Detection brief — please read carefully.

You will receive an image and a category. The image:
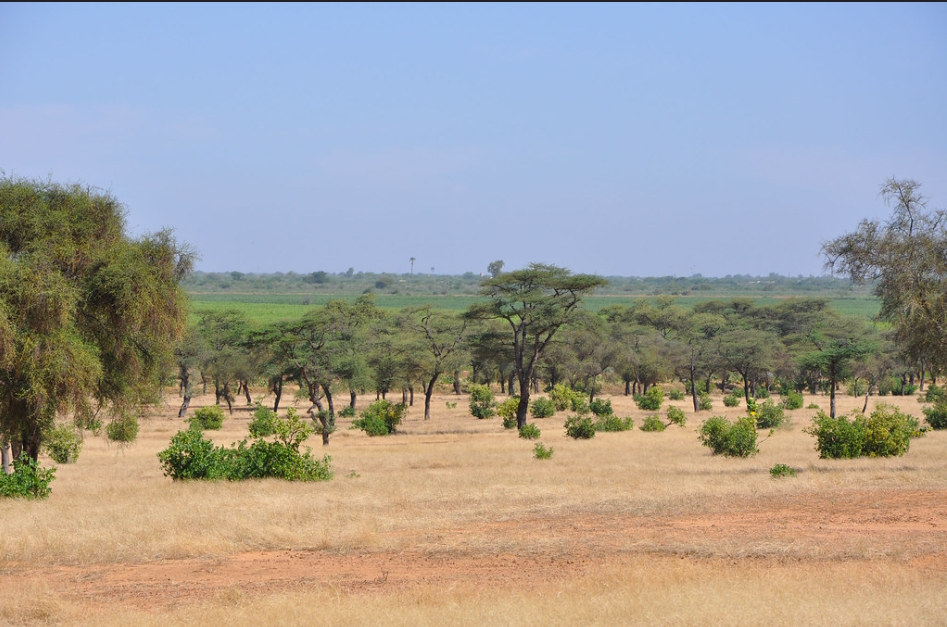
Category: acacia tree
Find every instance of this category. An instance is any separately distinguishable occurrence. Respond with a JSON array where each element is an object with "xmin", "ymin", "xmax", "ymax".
[
  {"xmin": 823, "ymin": 178, "xmax": 947, "ymax": 361},
  {"xmin": 0, "ymin": 178, "xmax": 192, "ymax": 463},
  {"xmin": 397, "ymin": 306, "xmax": 469, "ymax": 420},
  {"xmin": 467, "ymin": 264, "xmax": 606, "ymax": 429}
]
